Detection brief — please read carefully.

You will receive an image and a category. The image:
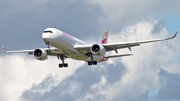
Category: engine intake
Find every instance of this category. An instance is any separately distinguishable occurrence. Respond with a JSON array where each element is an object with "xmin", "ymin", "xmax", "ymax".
[
  {"xmin": 91, "ymin": 44, "xmax": 106, "ymax": 56},
  {"xmin": 34, "ymin": 49, "xmax": 47, "ymax": 61}
]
